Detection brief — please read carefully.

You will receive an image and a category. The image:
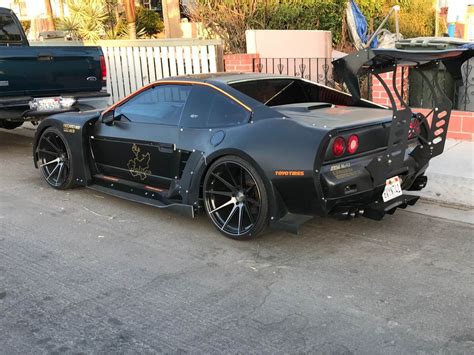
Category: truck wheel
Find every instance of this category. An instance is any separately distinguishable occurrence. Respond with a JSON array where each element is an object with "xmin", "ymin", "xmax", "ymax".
[
  {"xmin": 203, "ymin": 155, "xmax": 269, "ymax": 240},
  {"xmin": 0, "ymin": 121, "xmax": 23, "ymax": 130},
  {"xmin": 36, "ymin": 127, "xmax": 75, "ymax": 190}
]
